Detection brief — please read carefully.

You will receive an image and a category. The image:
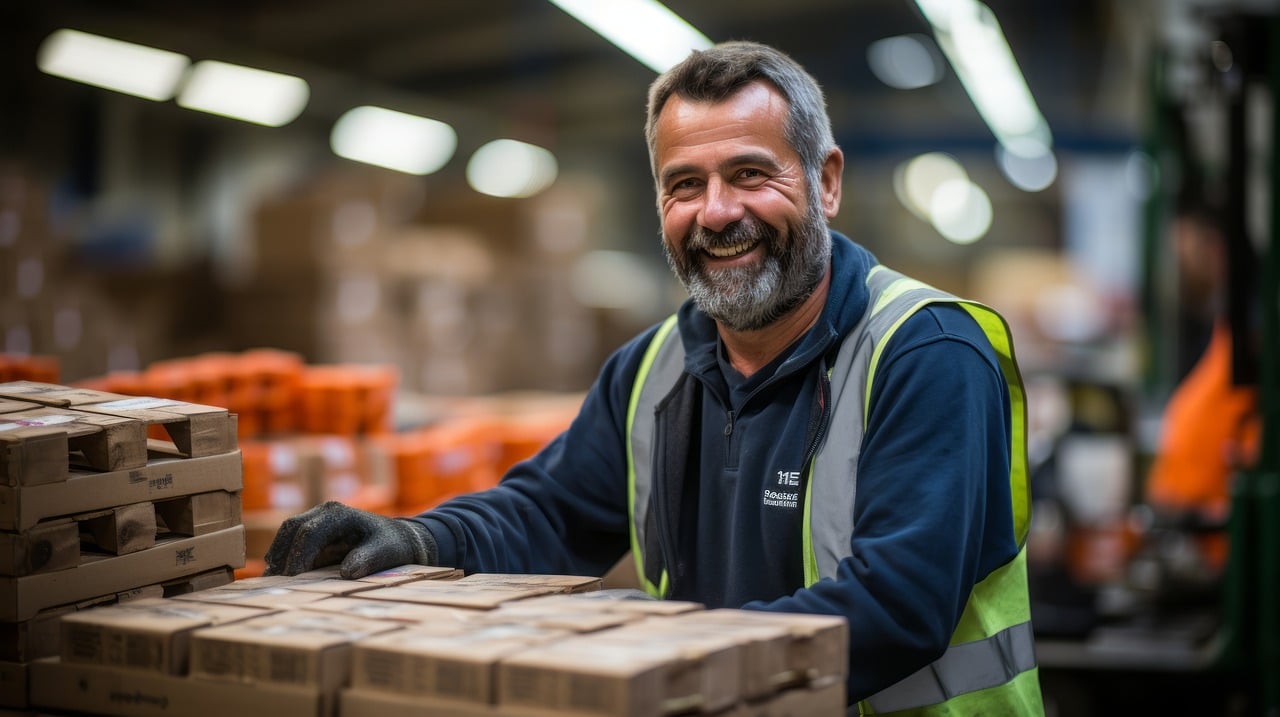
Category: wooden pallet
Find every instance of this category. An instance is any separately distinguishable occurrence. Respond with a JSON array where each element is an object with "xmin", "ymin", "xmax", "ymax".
[
  {"xmin": 0, "ymin": 381, "xmax": 236, "ymax": 462},
  {"xmin": 0, "ymin": 525, "xmax": 246, "ymax": 621},
  {"xmin": 0, "ymin": 406, "xmax": 147, "ymax": 485},
  {"xmin": 0, "ymin": 449, "xmax": 242, "ymax": 532}
]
